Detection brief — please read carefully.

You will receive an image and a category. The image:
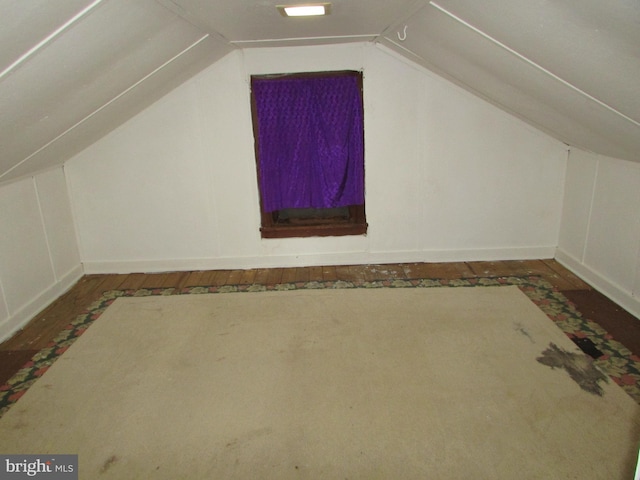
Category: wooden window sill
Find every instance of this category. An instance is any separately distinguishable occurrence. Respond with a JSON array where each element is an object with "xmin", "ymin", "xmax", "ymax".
[{"xmin": 260, "ymin": 222, "xmax": 368, "ymax": 239}]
